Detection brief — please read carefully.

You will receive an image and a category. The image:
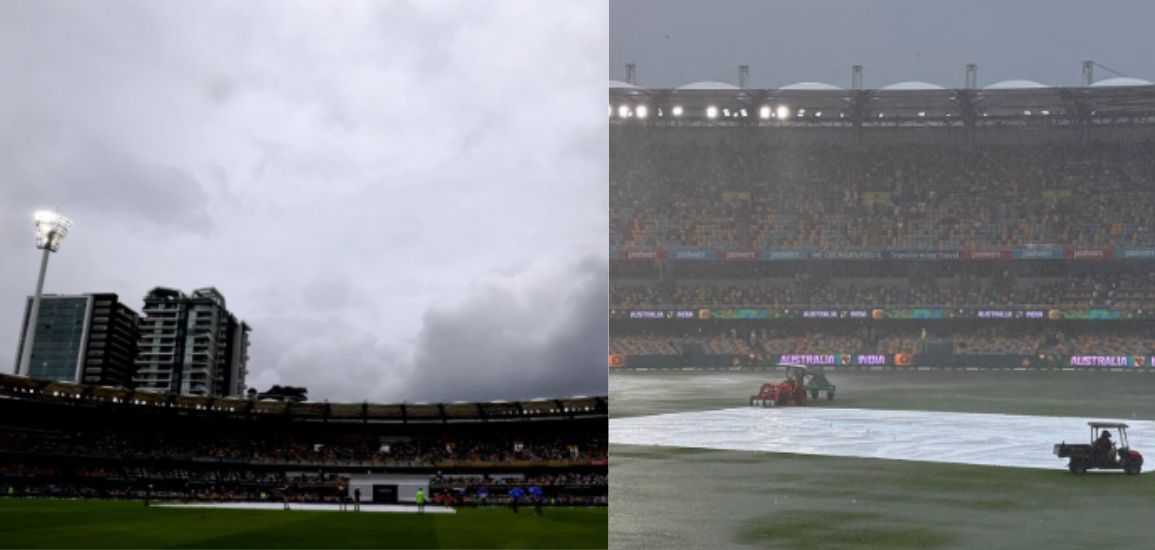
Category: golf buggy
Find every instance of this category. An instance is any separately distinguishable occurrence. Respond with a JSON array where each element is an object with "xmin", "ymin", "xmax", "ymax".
[
  {"xmin": 749, "ymin": 364, "xmax": 836, "ymax": 407},
  {"xmin": 1054, "ymin": 421, "xmax": 1143, "ymax": 475}
]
